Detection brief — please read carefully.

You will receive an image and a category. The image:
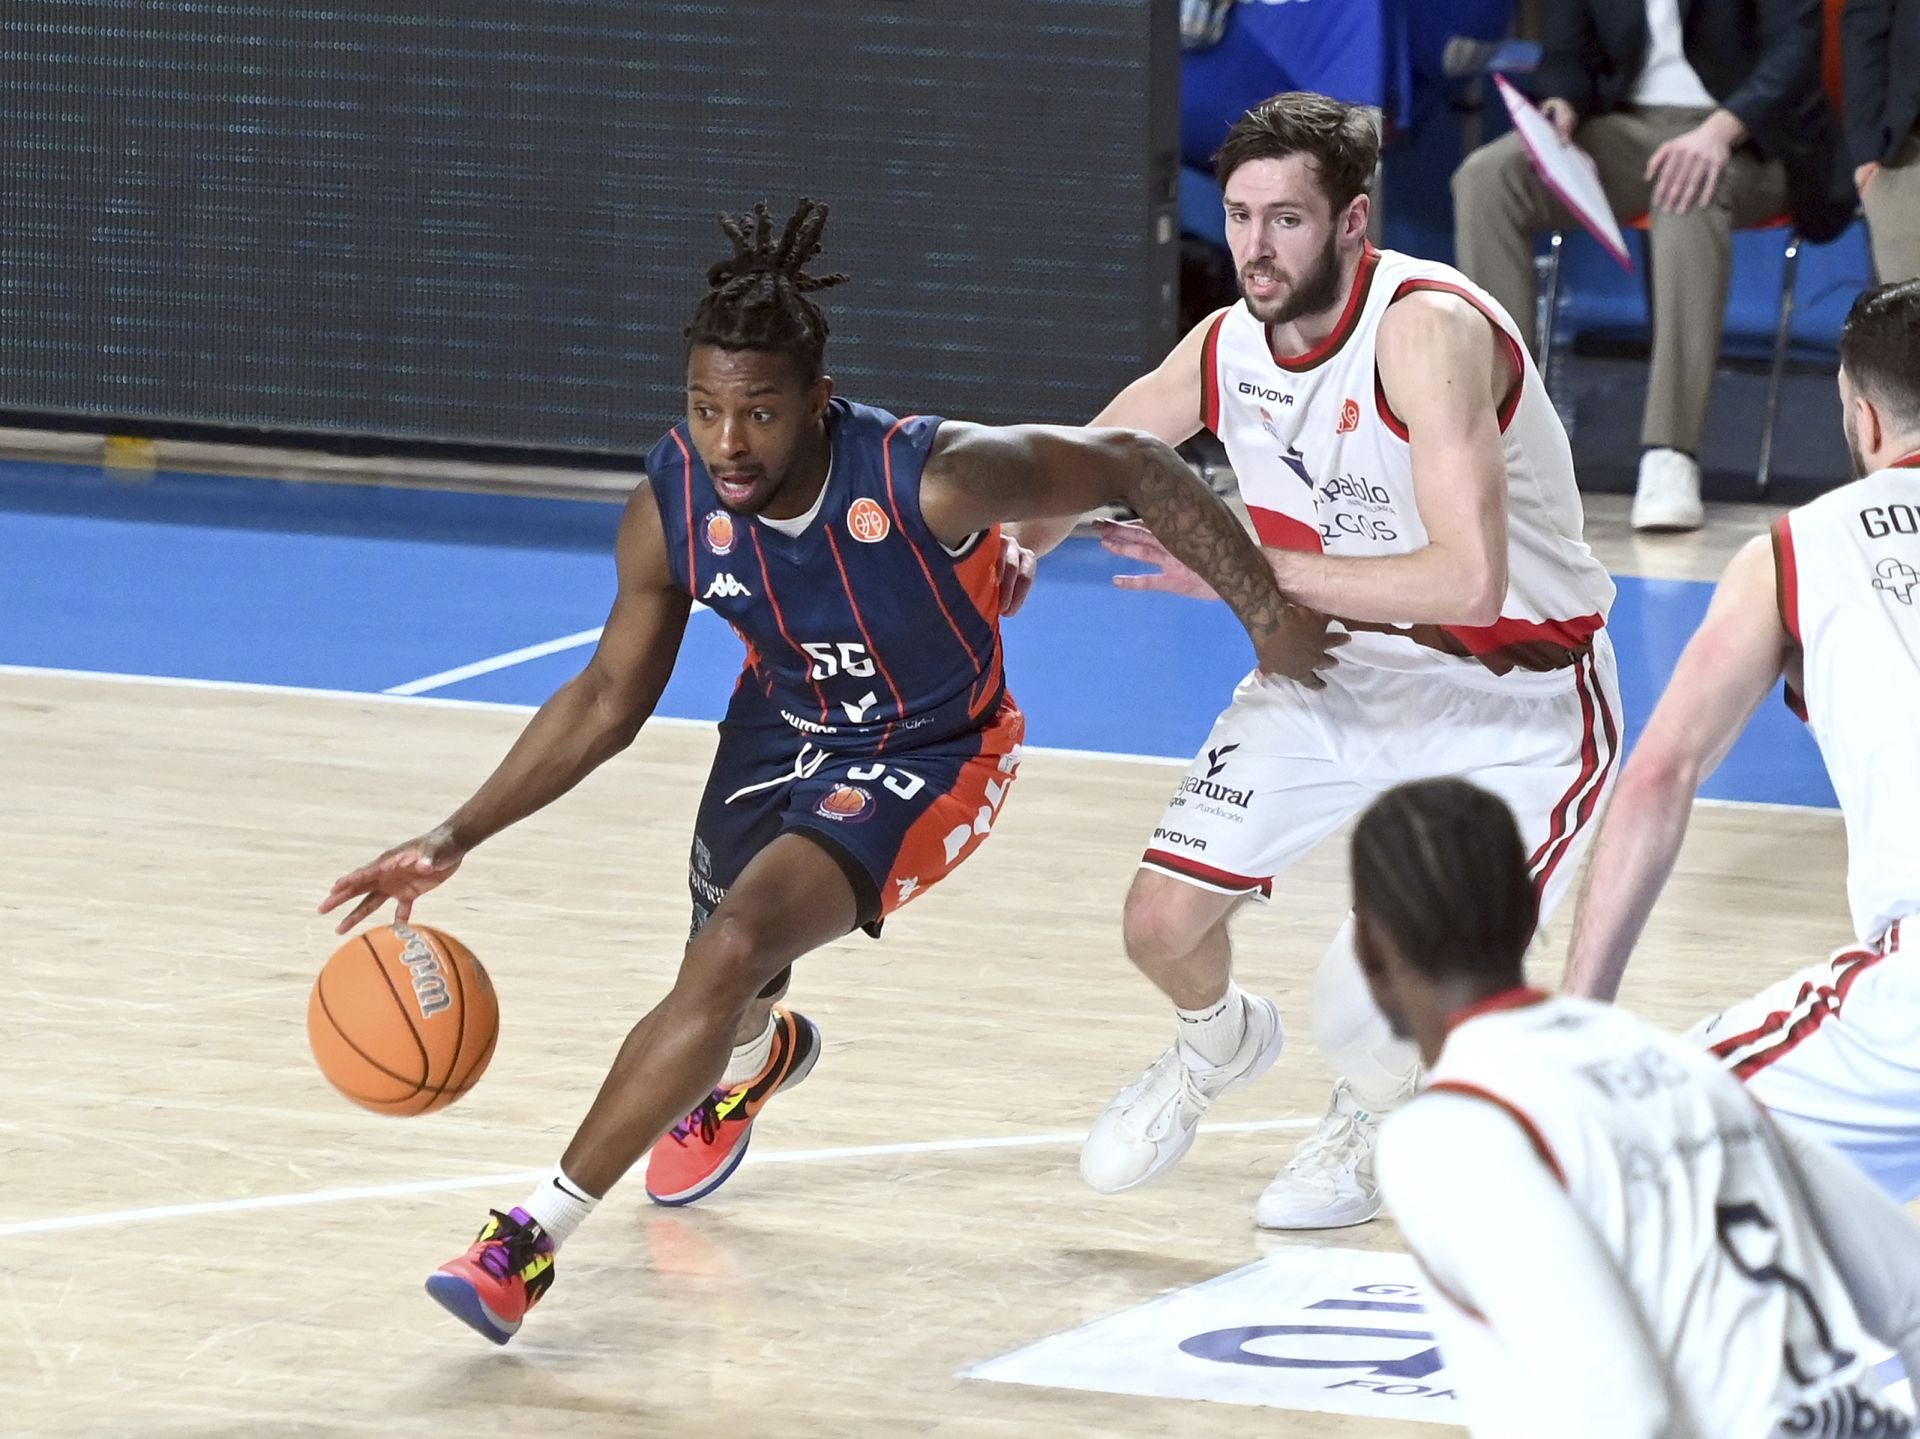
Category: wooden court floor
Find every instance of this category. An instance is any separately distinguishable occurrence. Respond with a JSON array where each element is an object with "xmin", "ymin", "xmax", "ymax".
[{"xmin": 0, "ymin": 632, "xmax": 1862, "ymax": 1438}]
